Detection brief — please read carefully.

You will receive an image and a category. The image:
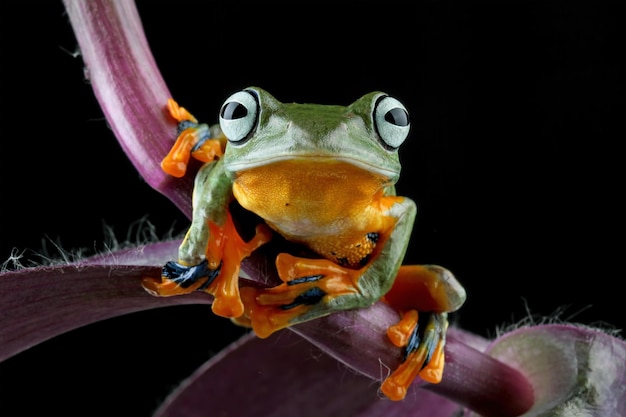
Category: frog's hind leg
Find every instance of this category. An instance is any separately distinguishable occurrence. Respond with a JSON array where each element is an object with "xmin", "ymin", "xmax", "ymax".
[
  {"xmin": 161, "ymin": 99, "xmax": 226, "ymax": 178},
  {"xmin": 381, "ymin": 310, "xmax": 448, "ymax": 401},
  {"xmin": 380, "ymin": 264, "xmax": 466, "ymax": 400}
]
